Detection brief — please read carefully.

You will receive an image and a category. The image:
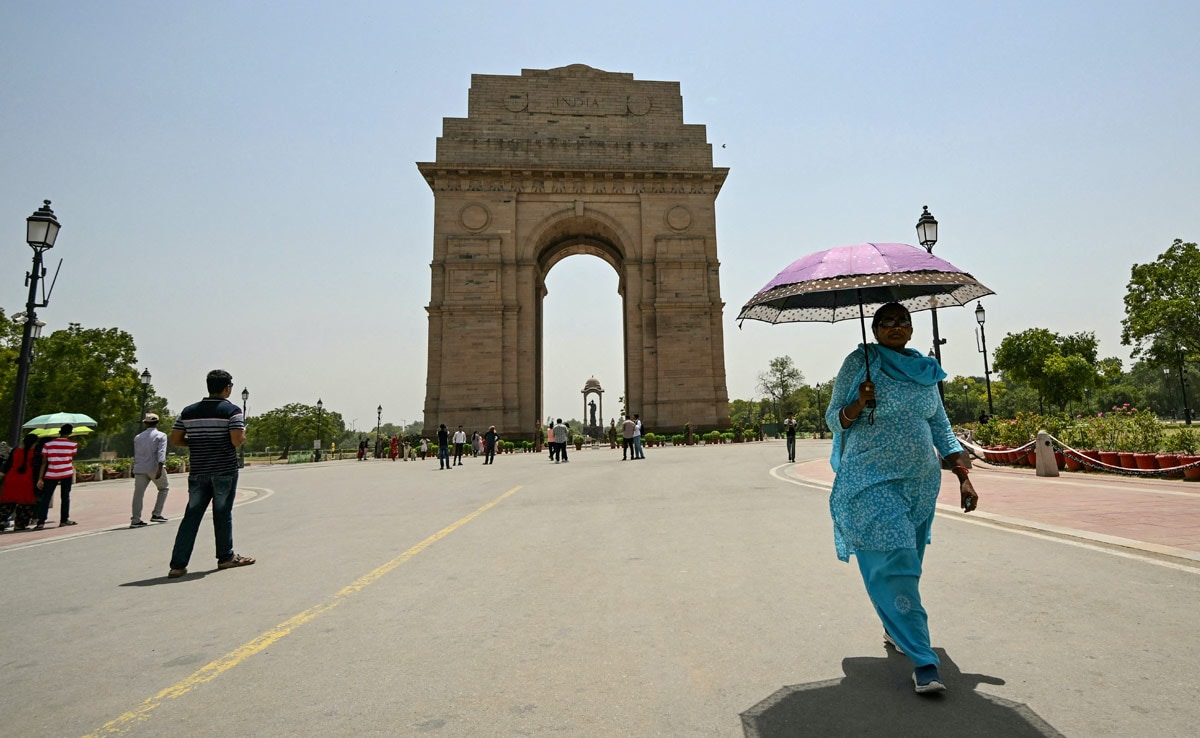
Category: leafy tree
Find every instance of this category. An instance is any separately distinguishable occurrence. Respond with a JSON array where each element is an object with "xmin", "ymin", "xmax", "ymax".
[
  {"xmin": 993, "ymin": 329, "xmax": 1108, "ymax": 412},
  {"xmin": 1121, "ymin": 239, "xmax": 1200, "ymax": 363},
  {"xmin": 245, "ymin": 403, "xmax": 346, "ymax": 457},
  {"xmin": 756, "ymin": 356, "xmax": 804, "ymax": 421},
  {"xmin": 17, "ymin": 322, "xmax": 140, "ymax": 435}
]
